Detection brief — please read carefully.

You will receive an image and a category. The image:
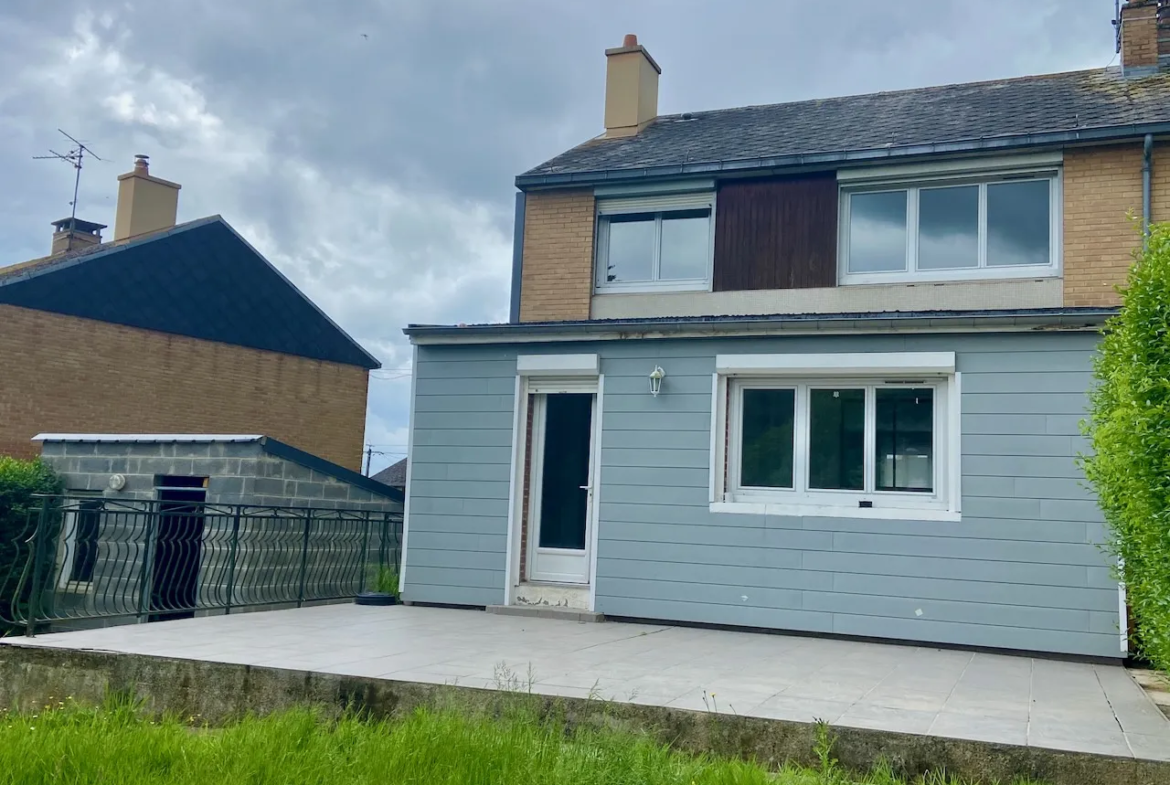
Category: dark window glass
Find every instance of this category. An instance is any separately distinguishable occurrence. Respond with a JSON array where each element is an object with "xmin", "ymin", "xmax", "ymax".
[
  {"xmin": 875, "ymin": 388, "xmax": 934, "ymax": 492},
  {"xmin": 809, "ymin": 388, "xmax": 865, "ymax": 490},
  {"xmin": 538, "ymin": 393, "xmax": 592, "ymax": 550},
  {"xmin": 69, "ymin": 500, "xmax": 102, "ymax": 583},
  {"xmin": 740, "ymin": 389, "xmax": 795, "ymax": 488},
  {"xmin": 987, "ymin": 180, "xmax": 1050, "ymax": 267},
  {"xmin": 918, "ymin": 186, "xmax": 979, "ymax": 270}
]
